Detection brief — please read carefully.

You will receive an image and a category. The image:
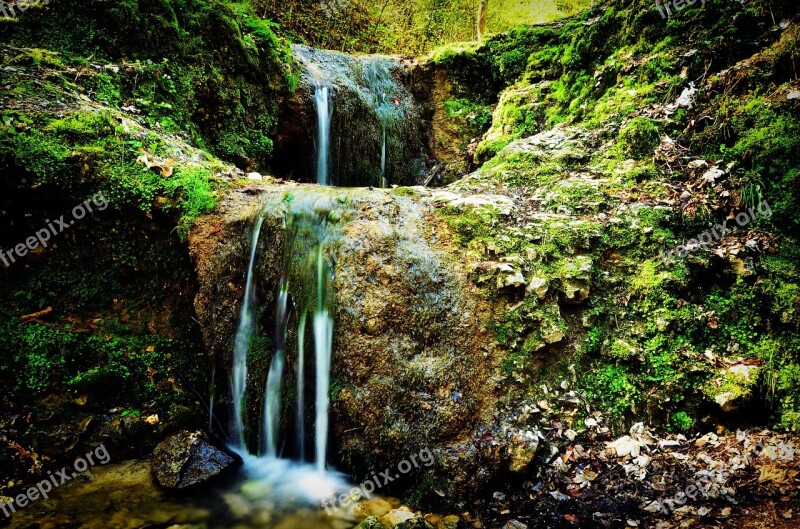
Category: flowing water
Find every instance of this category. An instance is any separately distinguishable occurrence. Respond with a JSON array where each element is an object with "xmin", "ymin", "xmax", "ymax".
[
  {"xmin": 289, "ymin": 45, "xmax": 424, "ymax": 187},
  {"xmin": 225, "ymin": 46, "xmax": 360, "ymax": 511},
  {"xmin": 9, "ymin": 45, "xmax": 424, "ymax": 529},
  {"xmin": 314, "ymin": 85, "xmax": 332, "ymax": 186},
  {"xmin": 366, "ymin": 61, "xmax": 399, "ymax": 189},
  {"xmin": 227, "ymin": 189, "xmax": 350, "ymax": 509},
  {"xmin": 232, "ymin": 212, "xmax": 267, "ymax": 448},
  {"xmin": 267, "ymin": 191, "xmax": 342, "ymax": 472},
  {"xmin": 4, "ymin": 460, "xmax": 346, "ymax": 529}
]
